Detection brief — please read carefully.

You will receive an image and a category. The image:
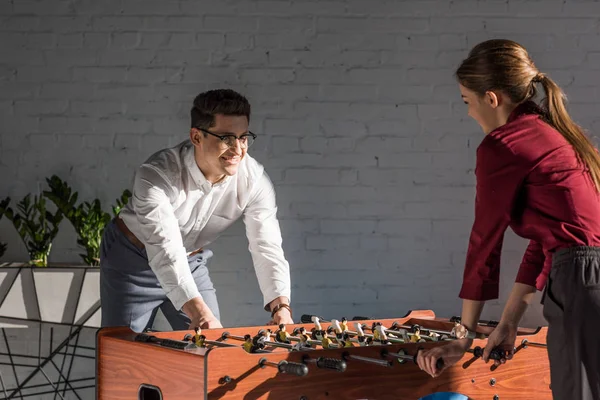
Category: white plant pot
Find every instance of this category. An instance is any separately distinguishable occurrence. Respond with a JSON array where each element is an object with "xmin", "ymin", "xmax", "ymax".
[{"xmin": 0, "ymin": 263, "xmax": 101, "ymax": 328}]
